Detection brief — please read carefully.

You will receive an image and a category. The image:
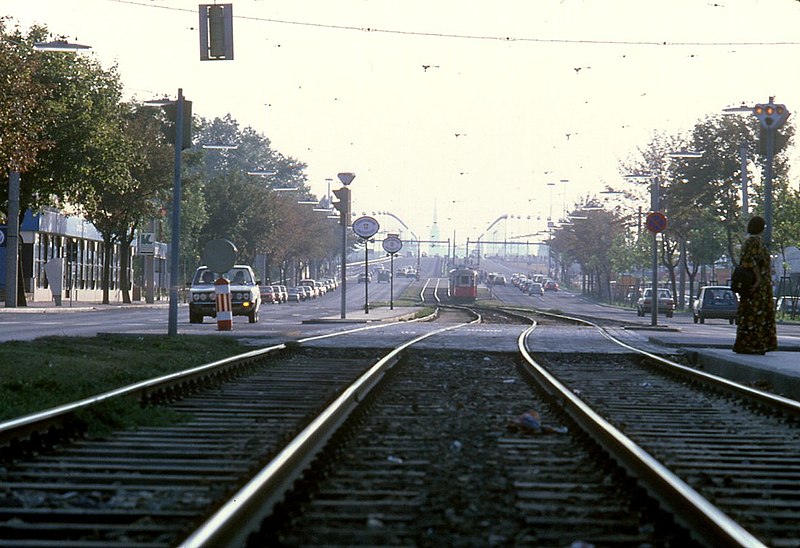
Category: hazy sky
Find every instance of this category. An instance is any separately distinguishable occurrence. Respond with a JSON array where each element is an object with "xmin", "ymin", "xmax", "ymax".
[{"xmin": 6, "ymin": 0, "xmax": 800, "ymax": 244}]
